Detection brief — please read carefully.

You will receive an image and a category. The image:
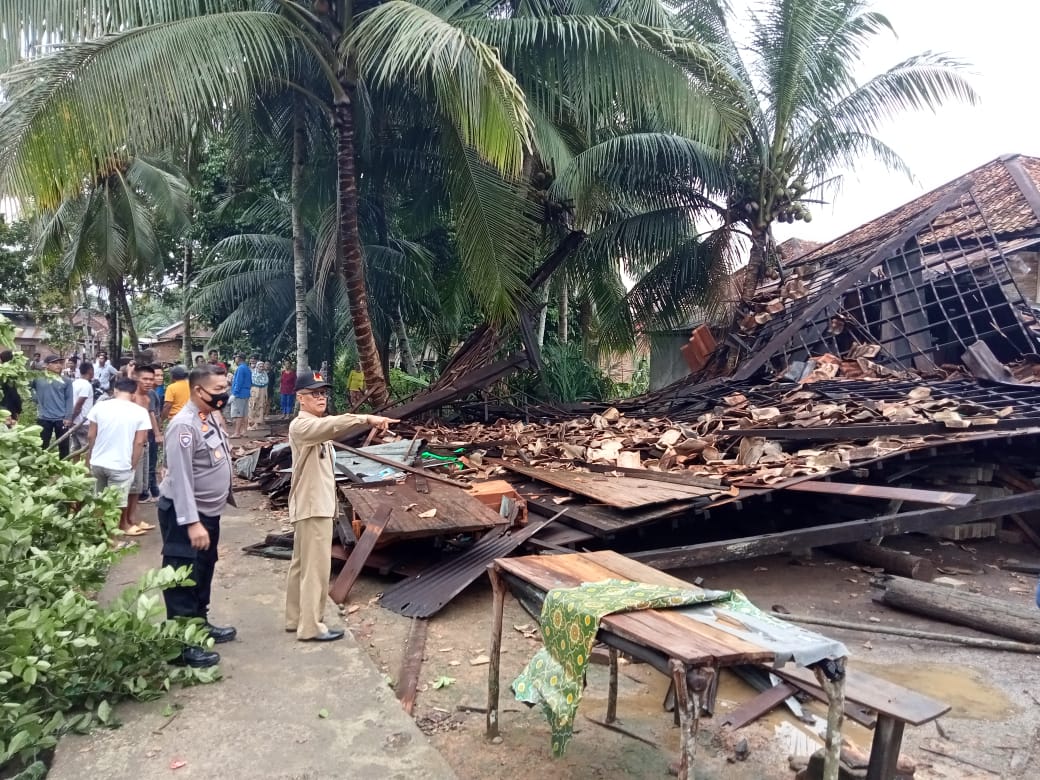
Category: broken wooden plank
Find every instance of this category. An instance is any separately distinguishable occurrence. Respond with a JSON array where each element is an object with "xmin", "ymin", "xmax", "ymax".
[
  {"xmin": 1008, "ymin": 515, "xmax": 1040, "ymax": 551},
  {"xmin": 347, "ymin": 477, "xmax": 507, "ymax": 542},
  {"xmin": 719, "ymin": 682, "xmax": 798, "ymax": 730},
  {"xmin": 771, "ymin": 664, "xmax": 948, "ymax": 727},
  {"xmin": 783, "ymin": 481, "xmax": 975, "ymax": 507},
  {"xmin": 378, "ymin": 513, "xmax": 563, "ymax": 618},
  {"xmin": 330, "ymin": 506, "xmax": 391, "ymax": 603},
  {"xmin": 630, "ymin": 490, "xmax": 1040, "ymax": 569},
  {"xmin": 397, "ymin": 618, "xmax": 429, "ymax": 715},
  {"xmin": 722, "ymin": 417, "xmax": 1040, "ymax": 439},
  {"xmin": 378, "ymin": 352, "xmax": 530, "ymax": 423},
  {"xmin": 523, "ymin": 491, "xmax": 699, "ymax": 538},
  {"xmin": 1000, "ymin": 560, "xmax": 1040, "ymax": 575},
  {"xmin": 872, "ymin": 575, "xmax": 1040, "ymax": 644},
  {"xmin": 499, "ymin": 461, "xmax": 721, "ymax": 510},
  {"xmin": 580, "ymin": 462, "xmax": 732, "ymax": 492}
]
